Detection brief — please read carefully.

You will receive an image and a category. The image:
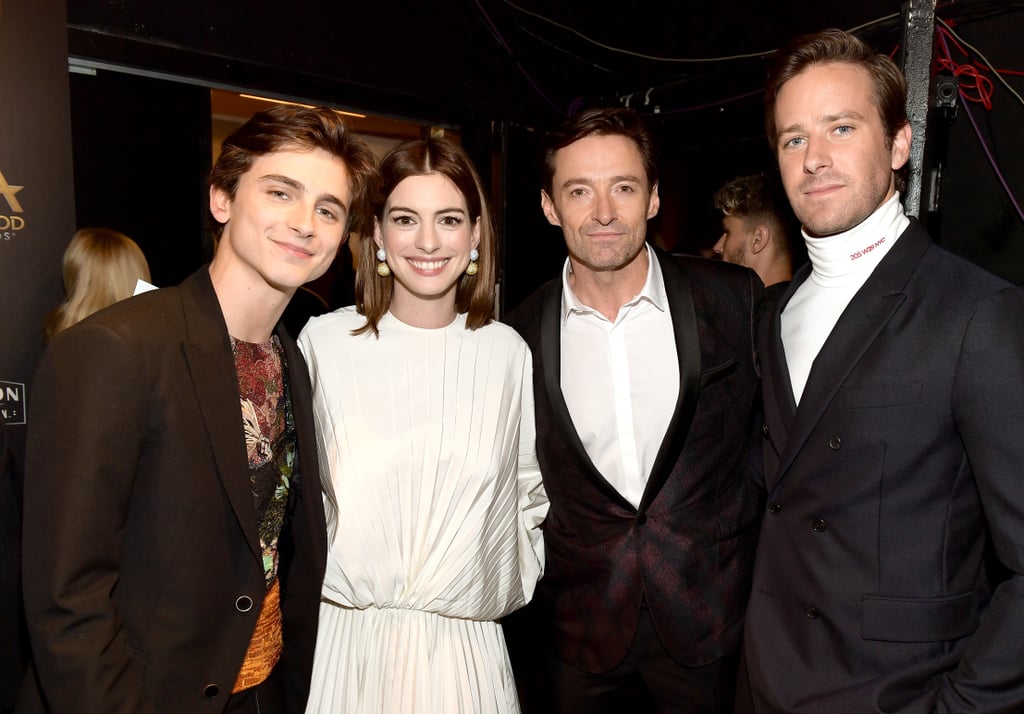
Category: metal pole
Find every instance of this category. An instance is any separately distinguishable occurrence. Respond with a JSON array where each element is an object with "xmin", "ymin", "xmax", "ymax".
[{"xmin": 900, "ymin": 0, "xmax": 936, "ymax": 218}]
